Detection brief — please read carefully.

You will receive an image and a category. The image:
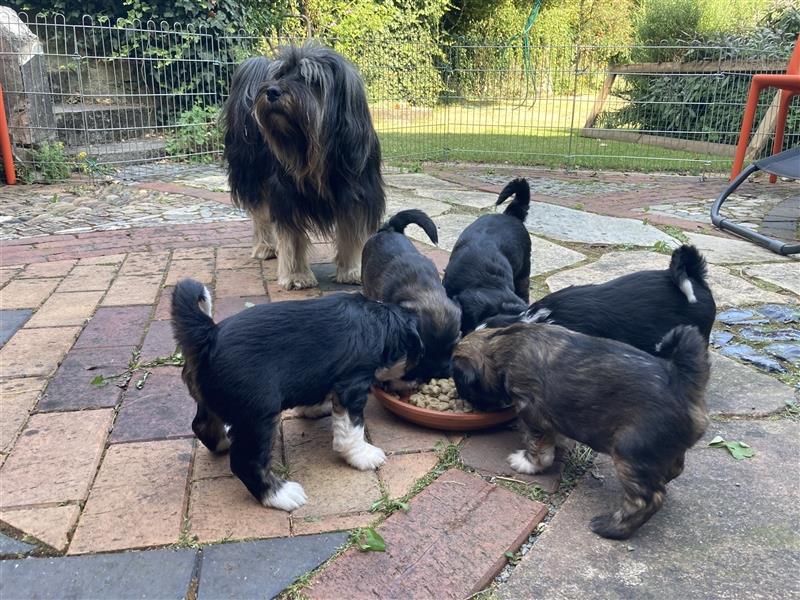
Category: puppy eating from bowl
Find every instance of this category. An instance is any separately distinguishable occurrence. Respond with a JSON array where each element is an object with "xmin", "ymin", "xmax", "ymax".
[
  {"xmin": 171, "ymin": 279, "xmax": 422, "ymax": 511},
  {"xmin": 362, "ymin": 209, "xmax": 462, "ymax": 388},
  {"xmin": 443, "ymin": 177, "xmax": 532, "ymax": 334},
  {"xmin": 452, "ymin": 322, "xmax": 710, "ymax": 539}
]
